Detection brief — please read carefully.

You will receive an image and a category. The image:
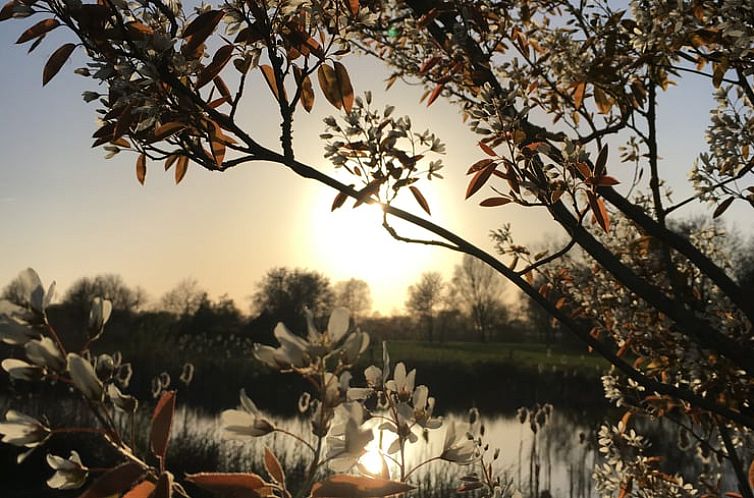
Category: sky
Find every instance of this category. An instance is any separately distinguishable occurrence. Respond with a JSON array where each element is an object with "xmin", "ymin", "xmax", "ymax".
[{"xmin": 0, "ymin": 17, "xmax": 752, "ymax": 315}]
